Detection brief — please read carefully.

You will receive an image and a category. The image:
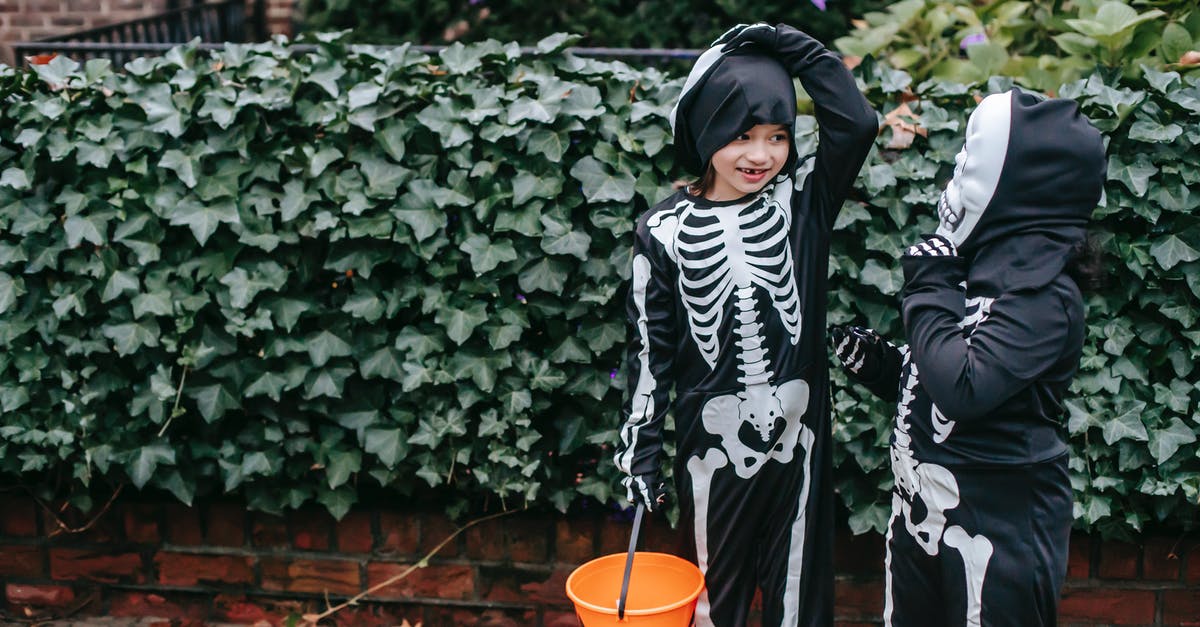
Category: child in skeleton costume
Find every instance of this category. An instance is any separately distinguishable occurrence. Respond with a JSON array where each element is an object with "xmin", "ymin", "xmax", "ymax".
[
  {"xmin": 613, "ymin": 23, "xmax": 877, "ymax": 626},
  {"xmin": 832, "ymin": 89, "xmax": 1106, "ymax": 627}
]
